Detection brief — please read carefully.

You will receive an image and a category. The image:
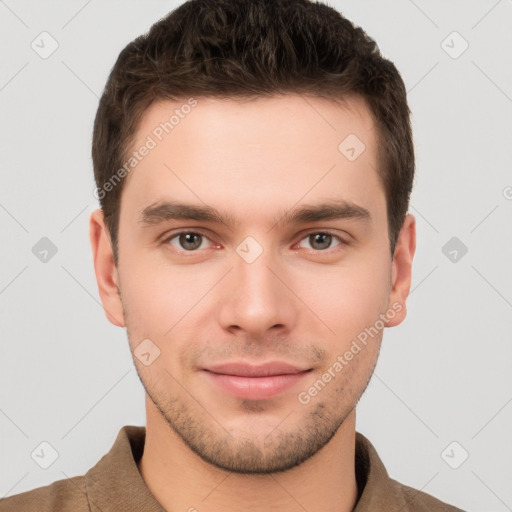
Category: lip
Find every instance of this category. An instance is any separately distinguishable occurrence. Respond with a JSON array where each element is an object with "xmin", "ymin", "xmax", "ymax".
[{"xmin": 202, "ymin": 361, "xmax": 312, "ymax": 400}]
